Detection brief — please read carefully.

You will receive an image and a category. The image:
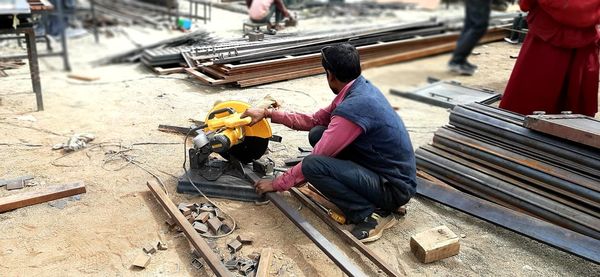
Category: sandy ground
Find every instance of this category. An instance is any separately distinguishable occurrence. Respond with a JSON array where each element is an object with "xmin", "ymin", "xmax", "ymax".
[{"xmin": 1, "ymin": 4, "xmax": 599, "ymax": 277}]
